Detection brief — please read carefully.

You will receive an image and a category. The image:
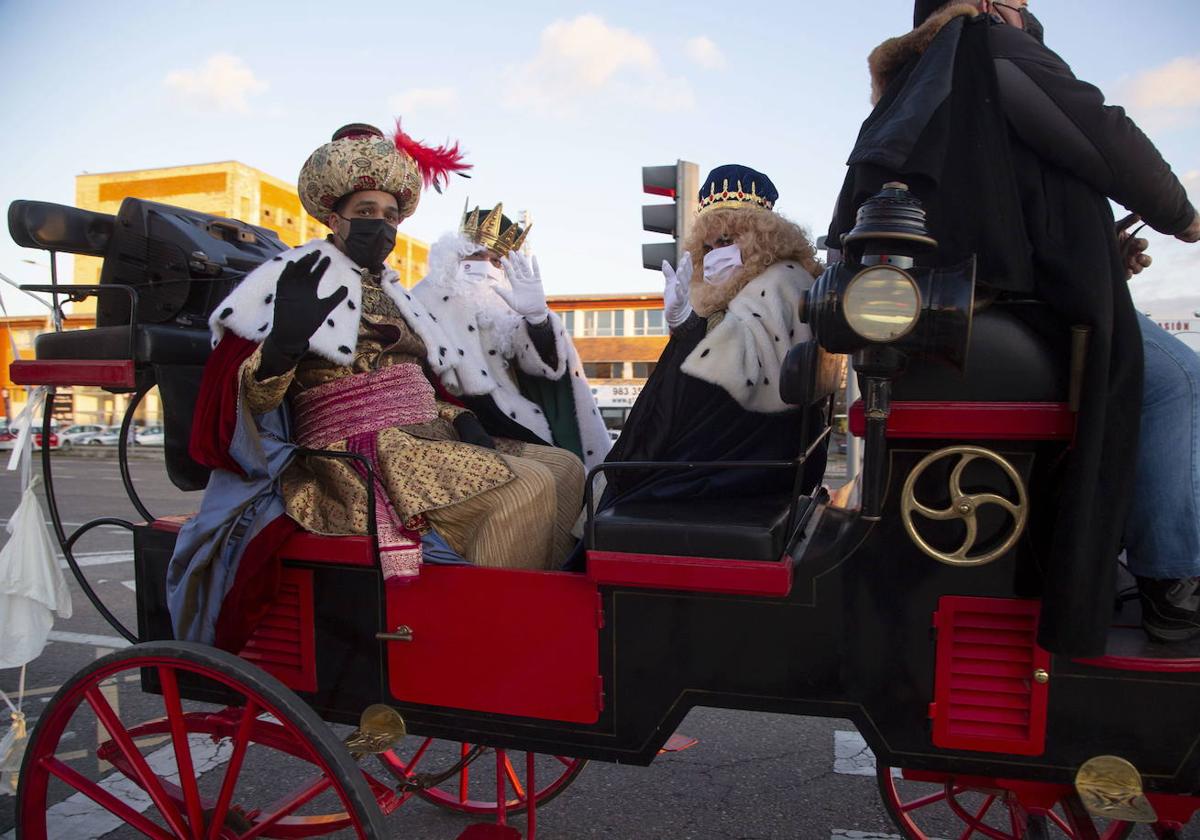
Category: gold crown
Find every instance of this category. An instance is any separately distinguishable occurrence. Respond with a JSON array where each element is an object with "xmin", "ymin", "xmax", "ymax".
[
  {"xmin": 698, "ymin": 178, "xmax": 774, "ymax": 215},
  {"xmin": 460, "ymin": 202, "xmax": 530, "ymax": 256}
]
